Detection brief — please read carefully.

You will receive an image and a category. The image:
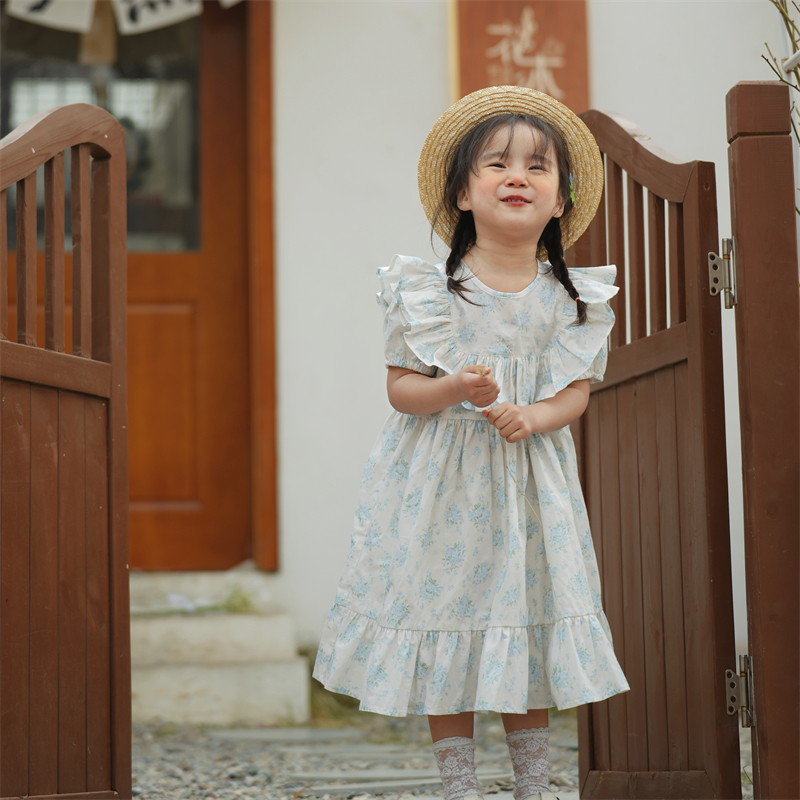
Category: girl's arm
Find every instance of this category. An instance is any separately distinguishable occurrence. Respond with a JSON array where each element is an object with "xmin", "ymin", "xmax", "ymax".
[
  {"xmin": 387, "ymin": 365, "xmax": 500, "ymax": 415},
  {"xmin": 530, "ymin": 380, "xmax": 591, "ymax": 430}
]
